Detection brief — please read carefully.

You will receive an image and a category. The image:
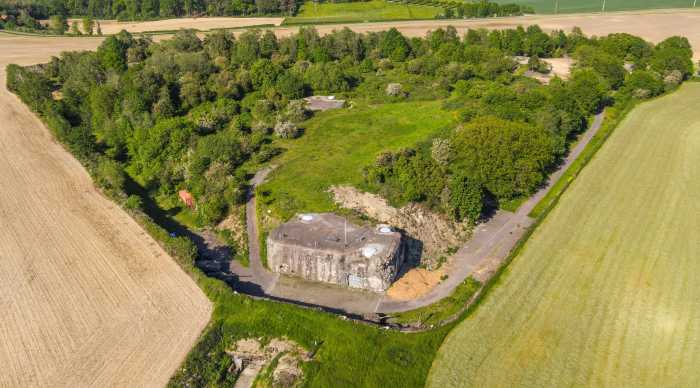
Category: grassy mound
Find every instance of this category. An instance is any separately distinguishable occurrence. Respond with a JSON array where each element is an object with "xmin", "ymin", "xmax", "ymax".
[{"xmin": 258, "ymin": 100, "xmax": 455, "ymax": 220}]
